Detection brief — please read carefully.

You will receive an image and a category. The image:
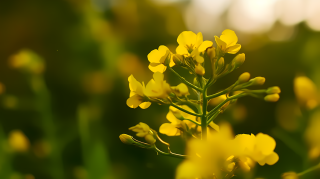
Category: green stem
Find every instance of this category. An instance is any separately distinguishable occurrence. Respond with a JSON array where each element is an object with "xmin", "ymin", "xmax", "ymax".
[
  {"xmin": 170, "ymin": 103, "xmax": 202, "ymax": 117},
  {"xmin": 206, "ymin": 89, "xmax": 229, "ymax": 100},
  {"xmin": 207, "ymin": 110, "xmax": 221, "ymax": 125},
  {"xmin": 169, "ymin": 66, "xmax": 202, "ymax": 92},
  {"xmin": 154, "ymin": 146, "xmax": 186, "ymax": 159},
  {"xmin": 201, "ymin": 85, "xmax": 208, "ymax": 140},
  {"xmin": 182, "ymin": 118, "xmax": 201, "ymax": 126},
  {"xmin": 298, "ymin": 163, "xmax": 320, "ymax": 176}
]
